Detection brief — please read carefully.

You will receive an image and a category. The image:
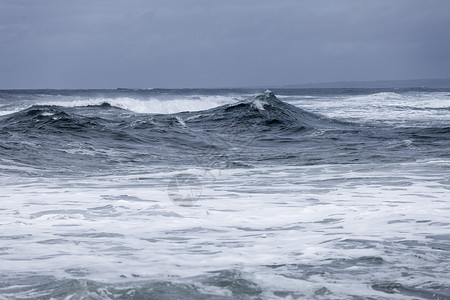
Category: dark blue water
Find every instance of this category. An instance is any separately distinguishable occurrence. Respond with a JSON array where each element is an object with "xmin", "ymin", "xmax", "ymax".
[{"xmin": 1, "ymin": 89, "xmax": 448, "ymax": 176}]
